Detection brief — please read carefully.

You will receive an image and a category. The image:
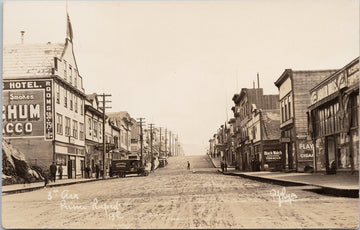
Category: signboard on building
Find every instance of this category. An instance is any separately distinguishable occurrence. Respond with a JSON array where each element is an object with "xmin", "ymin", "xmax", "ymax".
[
  {"xmin": 264, "ymin": 151, "xmax": 281, "ymax": 161},
  {"xmin": 310, "ymin": 71, "xmax": 346, "ymax": 105},
  {"xmin": 298, "ymin": 140, "xmax": 314, "ymax": 161},
  {"xmin": 2, "ymin": 80, "xmax": 53, "ymax": 140}
]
